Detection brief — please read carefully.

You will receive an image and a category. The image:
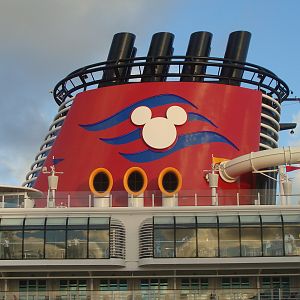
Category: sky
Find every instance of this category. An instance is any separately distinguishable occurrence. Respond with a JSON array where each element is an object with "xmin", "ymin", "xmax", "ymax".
[{"xmin": 1, "ymin": 0, "xmax": 300, "ymax": 189}]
